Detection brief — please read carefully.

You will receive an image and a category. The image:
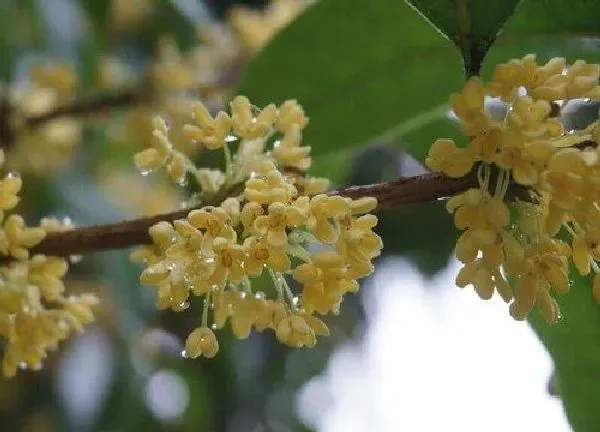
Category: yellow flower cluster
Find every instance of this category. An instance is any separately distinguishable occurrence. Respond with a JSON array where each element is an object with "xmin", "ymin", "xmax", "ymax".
[
  {"xmin": 228, "ymin": 0, "xmax": 314, "ymax": 53},
  {"xmin": 133, "ymin": 97, "xmax": 382, "ymax": 357},
  {"xmin": 426, "ymin": 54, "xmax": 600, "ymax": 323},
  {"xmin": 7, "ymin": 62, "xmax": 82, "ymax": 174},
  {"xmin": 0, "ymin": 151, "xmax": 98, "ymax": 377}
]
